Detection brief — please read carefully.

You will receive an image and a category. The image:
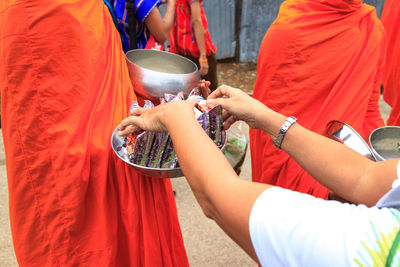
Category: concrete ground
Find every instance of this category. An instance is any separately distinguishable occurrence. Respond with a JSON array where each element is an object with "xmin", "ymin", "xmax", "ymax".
[{"xmin": 0, "ymin": 97, "xmax": 391, "ymax": 266}]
